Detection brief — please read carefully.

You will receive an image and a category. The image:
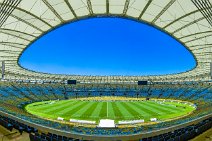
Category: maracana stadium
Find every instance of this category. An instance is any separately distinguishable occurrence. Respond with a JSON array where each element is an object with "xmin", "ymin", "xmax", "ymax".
[{"xmin": 0, "ymin": 0, "xmax": 211, "ymax": 141}]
